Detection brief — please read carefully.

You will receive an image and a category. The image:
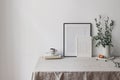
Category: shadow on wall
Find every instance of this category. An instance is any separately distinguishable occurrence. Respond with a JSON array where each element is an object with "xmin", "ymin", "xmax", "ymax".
[
  {"xmin": 0, "ymin": 1, "xmax": 39, "ymax": 80},
  {"xmin": 0, "ymin": 0, "xmax": 20, "ymax": 80}
]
